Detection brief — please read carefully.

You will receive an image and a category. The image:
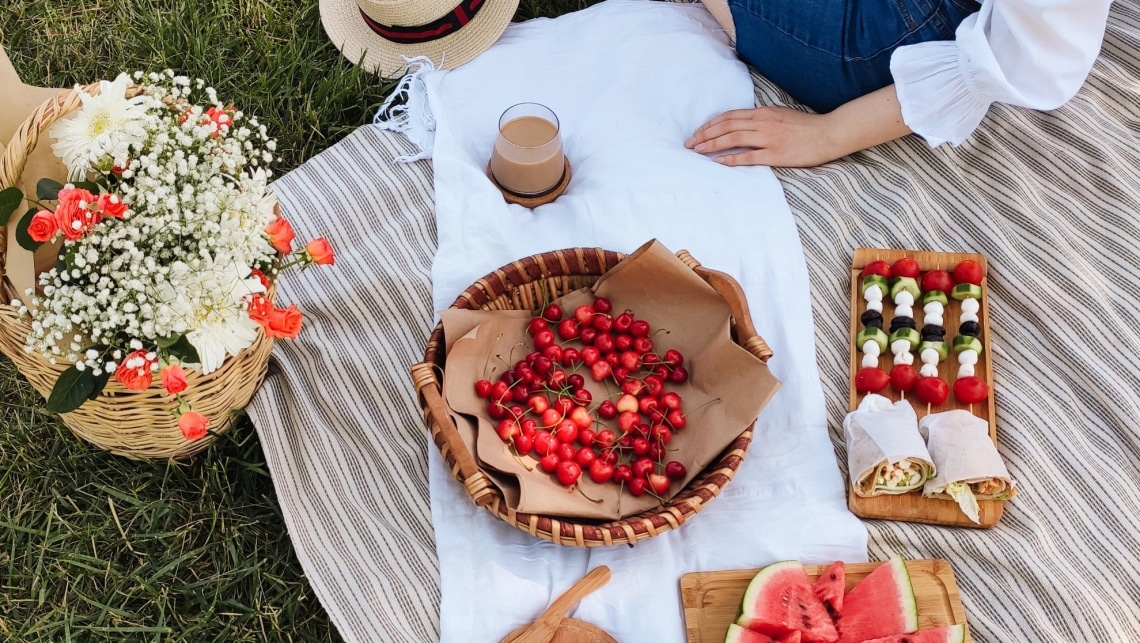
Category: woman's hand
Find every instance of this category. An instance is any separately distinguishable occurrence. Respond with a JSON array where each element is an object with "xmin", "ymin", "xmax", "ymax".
[
  {"xmin": 684, "ymin": 106, "xmax": 843, "ymax": 168},
  {"xmin": 684, "ymin": 85, "xmax": 914, "ymax": 168}
]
